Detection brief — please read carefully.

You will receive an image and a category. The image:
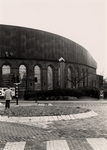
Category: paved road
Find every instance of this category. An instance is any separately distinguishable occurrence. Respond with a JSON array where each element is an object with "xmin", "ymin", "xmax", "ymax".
[{"xmin": 0, "ymin": 100, "xmax": 107, "ymax": 149}]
